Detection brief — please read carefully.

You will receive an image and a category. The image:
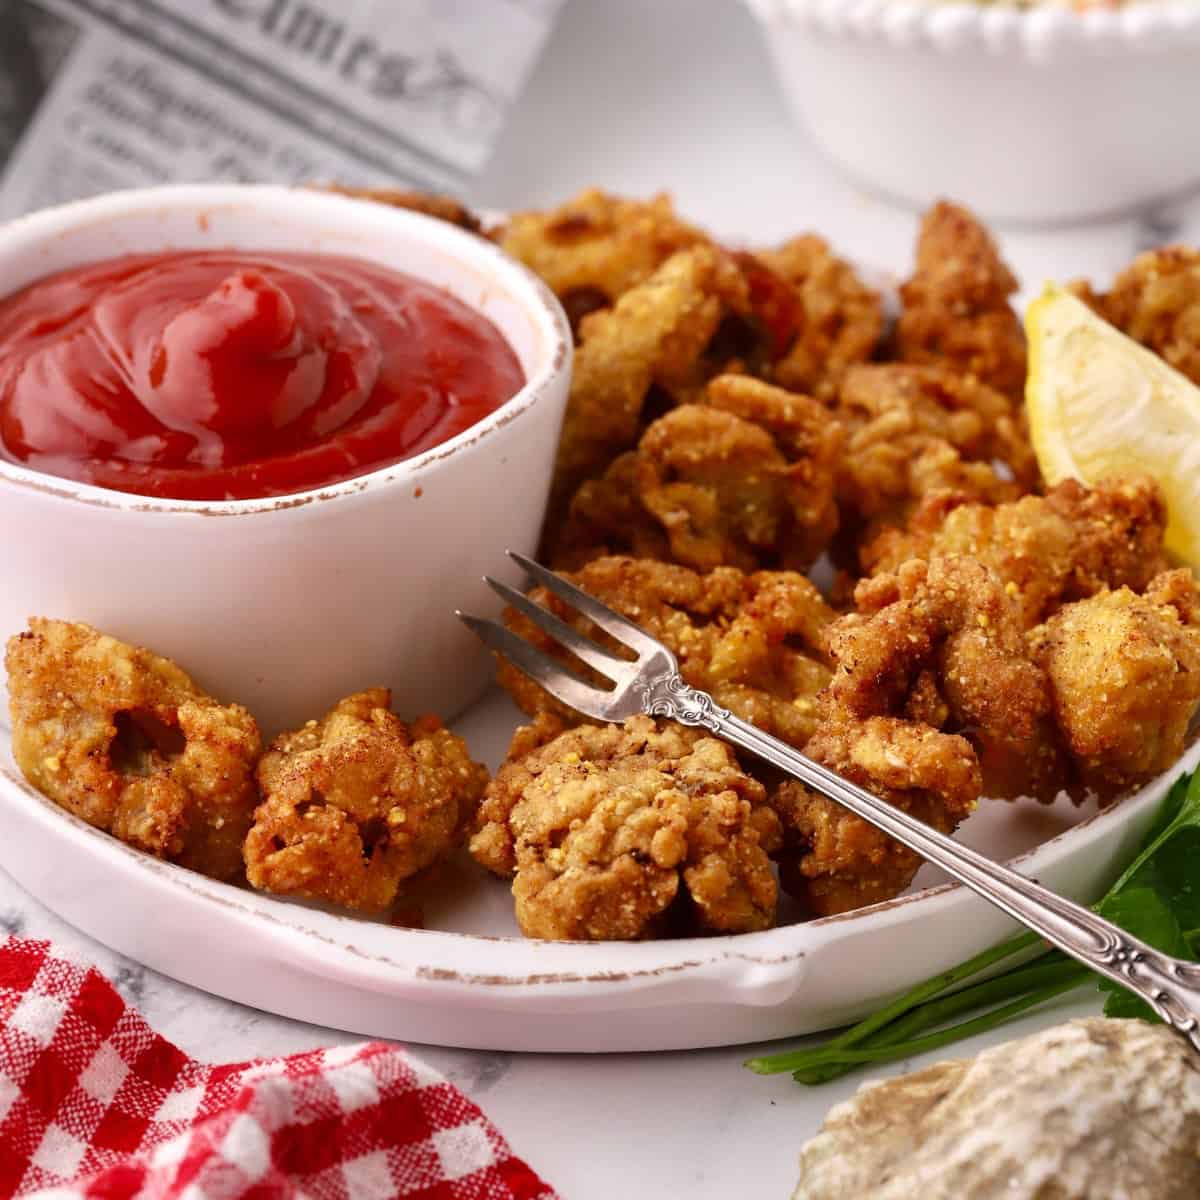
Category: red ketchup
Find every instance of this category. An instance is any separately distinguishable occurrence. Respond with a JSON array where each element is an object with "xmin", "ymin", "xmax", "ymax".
[{"xmin": 0, "ymin": 250, "xmax": 525, "ymax": 500}]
